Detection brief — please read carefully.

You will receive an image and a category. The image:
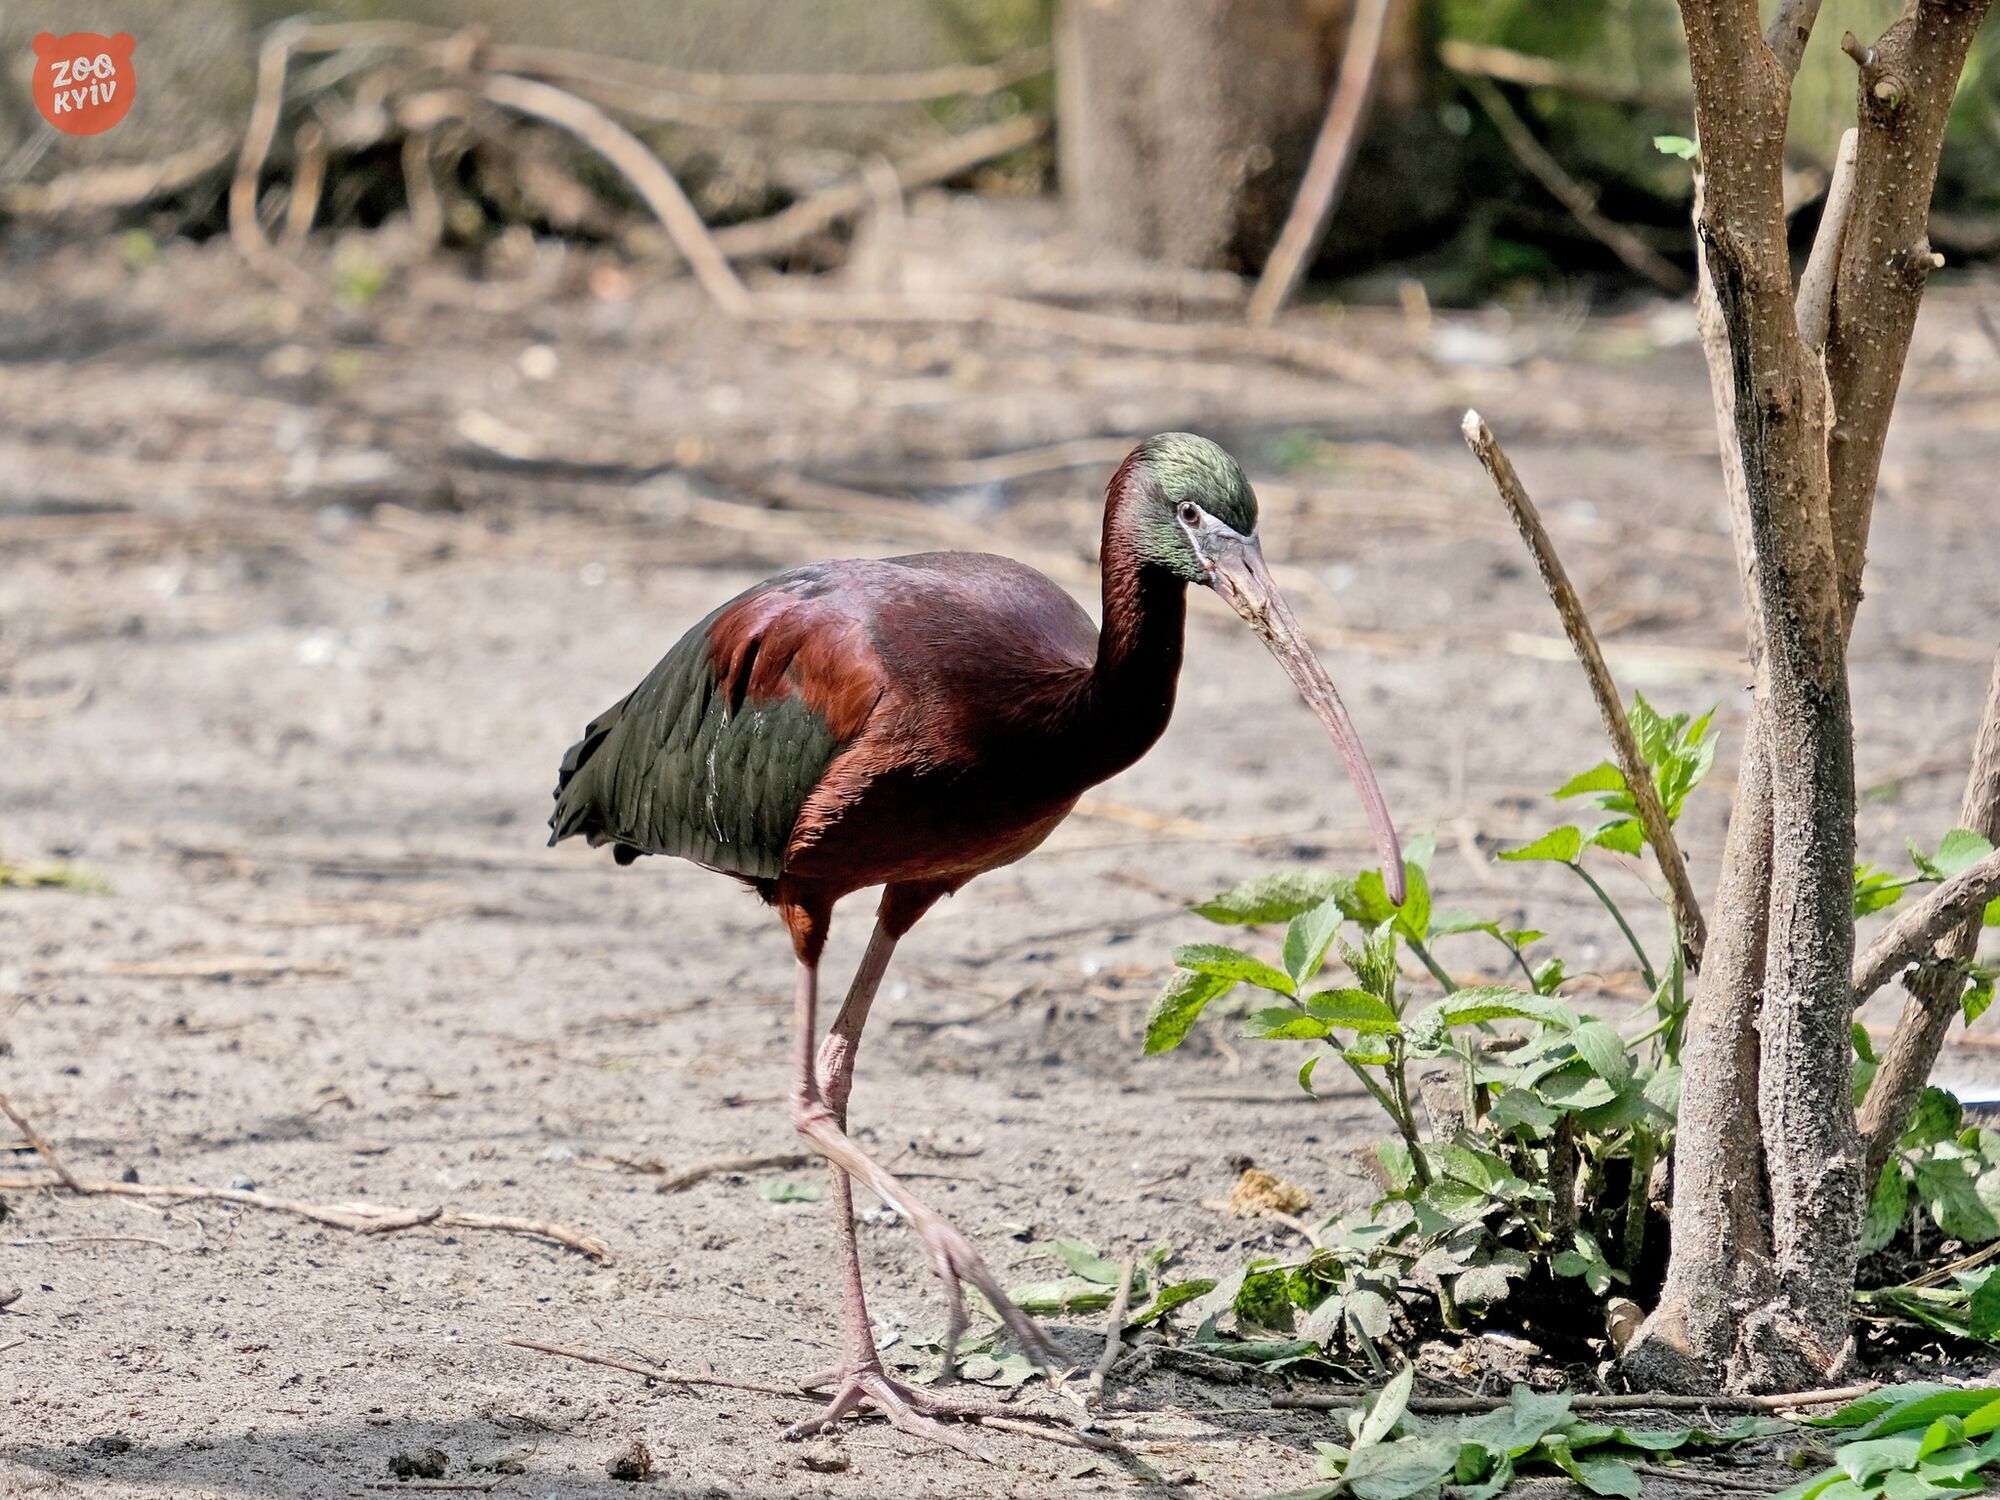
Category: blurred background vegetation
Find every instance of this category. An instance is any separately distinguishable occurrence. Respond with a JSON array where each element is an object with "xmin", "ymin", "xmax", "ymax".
[{"xmin": 4, "ymin": 0, "xmax": 1998, "ymax": 303}]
